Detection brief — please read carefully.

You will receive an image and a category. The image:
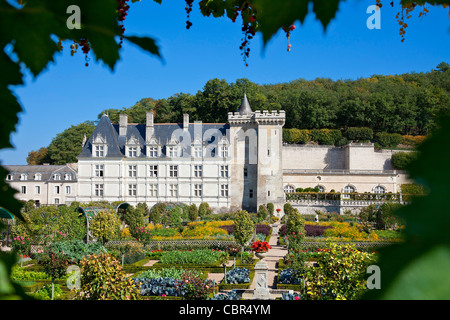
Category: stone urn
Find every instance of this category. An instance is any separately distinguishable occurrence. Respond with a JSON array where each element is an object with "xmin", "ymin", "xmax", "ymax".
[{"xmin": 255, "ymin": 251, "xmax": 268, "ymax": 260}]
